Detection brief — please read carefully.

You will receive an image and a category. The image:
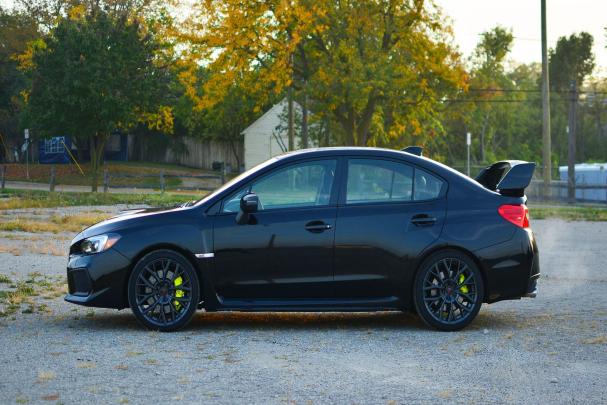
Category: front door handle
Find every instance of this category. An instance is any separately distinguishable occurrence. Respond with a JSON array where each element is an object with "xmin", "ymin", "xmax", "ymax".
[
  {"xmin": 411, "ymin": 215, "xmax": 437, "ymax": 227},
  {"xmin": 305, "ymin": 221, "xmax": 332, "ymax": 233}
]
